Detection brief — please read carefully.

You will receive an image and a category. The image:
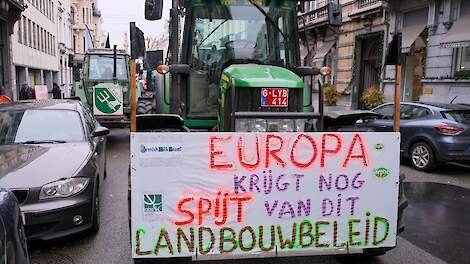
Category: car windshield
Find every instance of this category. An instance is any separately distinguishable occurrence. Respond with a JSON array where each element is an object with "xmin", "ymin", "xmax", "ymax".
[
  {"xmin": 88, "ymin": 55, "xmax": 128, "ymax": 80},
  {"xmin": 0, "ymin": 110, "xmax": 85, "ymax": 145},
  {"xmin": 443, "ymin": 110, "xmax": 470, "ymax": 124},
  {"xmin": 188, "ymin": 0, "xmax": 298, "ymax": 119}
]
